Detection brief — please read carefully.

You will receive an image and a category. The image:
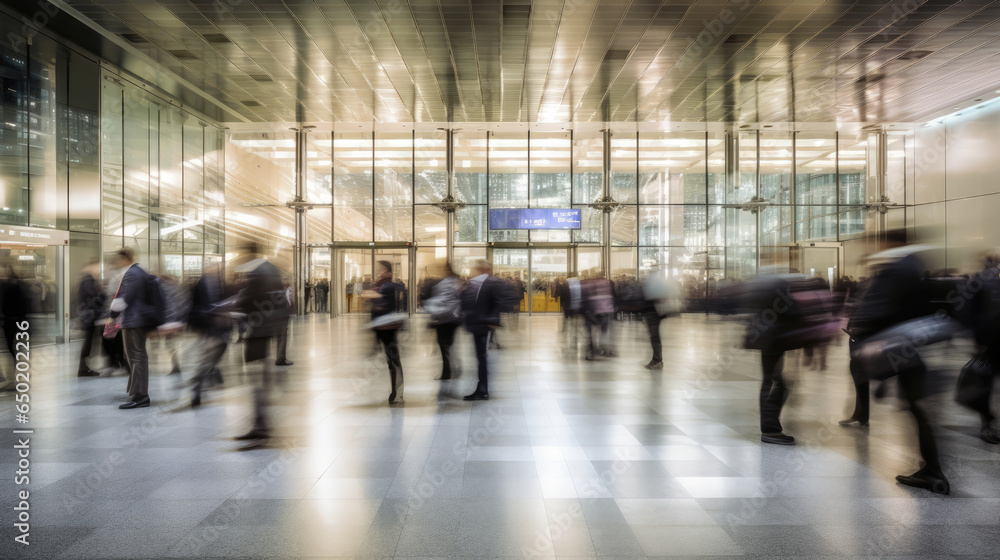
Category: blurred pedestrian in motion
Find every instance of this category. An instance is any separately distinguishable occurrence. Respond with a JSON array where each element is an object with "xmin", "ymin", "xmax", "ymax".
[
  {"xmin": 462, "ymin": 259, "xmax": 516, "ymax": 401},
  {"xmin": 559, "ymin": 273, "xmax": 584, "ymax": 357},
  {"xmin": 844, "ymin": 236, "xmax": 953, "ymax": 494},
  {"xmin": 955, "ymin": 251, "xmax": 1000, "ymax": 444},
  {"xmin": 158, "ymin": 274, "xmax": 189, "ymax": 376},
  {"xmin": 0, "ymin": 264, "xmax": 28, "ymax": 390},
  {"xmin": 316, "ymin": 278, "xmax": 329, "ymax": 313},
  {"xmin": 304, "ymin": 280, "xmax": 313, "ymax": 313},
  {"xmin": 188, "ymin": 263, "xmax": 230, "ymax": 407},
  {"xmin": 76, "ymin": 259, "xmax": 105, "ymax": 377},
  {"xmin": 423, "ymin": 260, "xmax": 463, "ymax": 380},
  {"xmin": 798, "ymin": 277, "xmax": 836, "ymax": 372},
  {"xmin": 101, "ymin": 259, "xmax": 128, "ymax": 375},
  {"xmin": 109, "ymin": 248, "xmax": 160, "ymax": 410},
  {"xmin": 364, "ymin": 260, "xmax": 406, "ymax": 404},
  {"xmin": 232, "ymin": 245, "xmax": 289, "ymax": 447},
  {"xmin": 582, "ymin": 274, "xmax": 615, "ymax": 360},
  {"xmin": 642, "ymin": 271, "xmax": 684, "ymax": 370},
  {"xmin": 274, "ymin": 278, "xmax": 293, "ymax": 367}
]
